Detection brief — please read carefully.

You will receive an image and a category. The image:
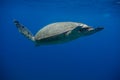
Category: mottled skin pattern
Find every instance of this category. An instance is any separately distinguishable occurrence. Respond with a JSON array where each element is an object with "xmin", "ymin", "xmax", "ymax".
[{"xmin": 14, "ymin": 20, "xmax": 104, "ymax": 46}]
